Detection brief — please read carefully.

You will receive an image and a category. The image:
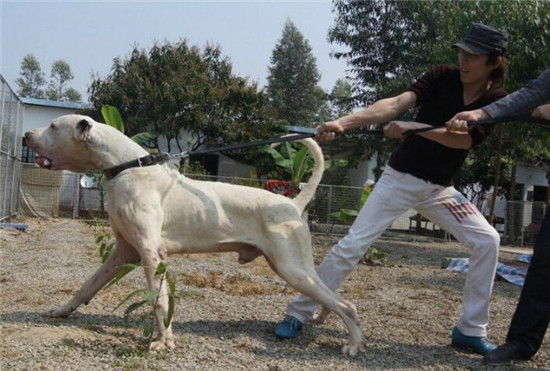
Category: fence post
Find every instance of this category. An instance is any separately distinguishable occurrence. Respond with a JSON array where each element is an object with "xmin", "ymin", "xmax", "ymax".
[
  {"xmin": 327, "ymin": 185, "xmax": 333, "ymax": 225},
  {"xmin": 73, "ymin": 174, "xmax": 80, "ymax": 219}
]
